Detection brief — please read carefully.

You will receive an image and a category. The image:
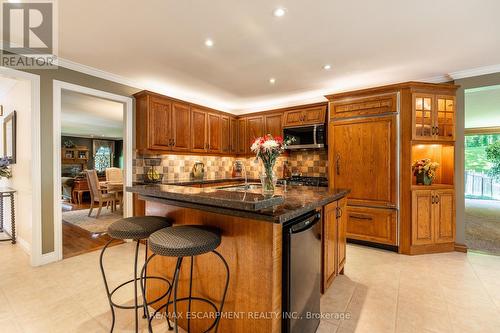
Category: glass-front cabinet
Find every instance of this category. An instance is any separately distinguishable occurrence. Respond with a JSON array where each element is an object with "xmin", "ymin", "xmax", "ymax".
[{"xmin": 413, "ymin": 93, "xmax": 455, "ymax": 141}]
